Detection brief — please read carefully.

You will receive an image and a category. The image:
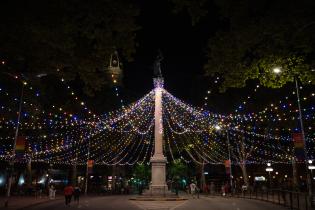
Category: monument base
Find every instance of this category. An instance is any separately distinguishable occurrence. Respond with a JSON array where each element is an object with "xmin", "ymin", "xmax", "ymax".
[
  {"xmin": 135, "ymin": 185, "xmax": 185, "ymax": 201},
  {"xmin": 130, "ymin": 156, "xmax": 187, "ymax": 201},
  {"xmin": 150, "ymin": 156, "xmax": 167, "ymax": 192},
  {"xmin": 146, "ymin": 185, "xmax": 169, "ymax": 196}
]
